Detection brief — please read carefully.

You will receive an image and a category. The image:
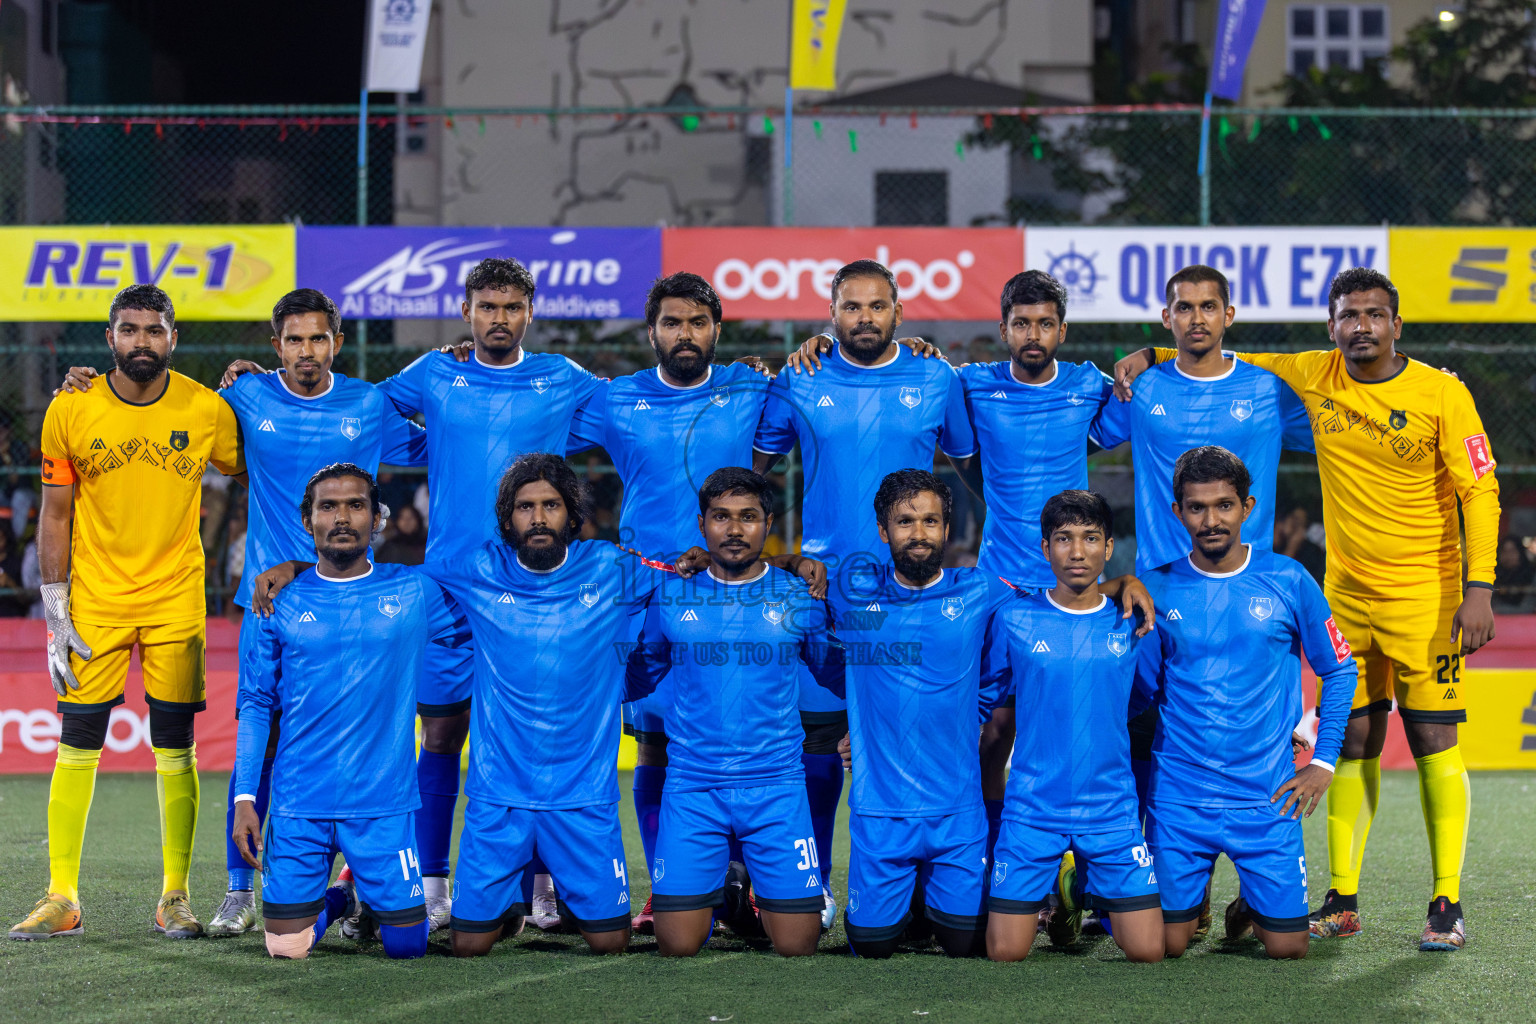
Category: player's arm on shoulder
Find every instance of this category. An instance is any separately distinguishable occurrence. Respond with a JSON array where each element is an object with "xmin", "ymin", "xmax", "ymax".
[
  {"xmin": 220, "ymin": 358, "xmax": 269, "ymax": 390},
  {"xmin": 765, "ymin": 552, "xmax": 828, "ymax": 599},
  {"xmin": 800, "ymin": 597, "xmax": 845, "ymax": 698},
  {"xmin": 249, "ymin": 560, "xmax": 314, "ymax": 616},
  {"xmin": 1102, "ymin": 574, "xmax": 1155, "ymax": 636},
  {"xmin": 1111, "ymin": 347, "xmax": 1160, "ymax": 401},
  {"xmin": 54, "ymin": 364, "xmax": 101, "ymax": 395},
  {"xmin": 978, "ymin": 612, "xmax": 1012, "ymax": 723}
]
